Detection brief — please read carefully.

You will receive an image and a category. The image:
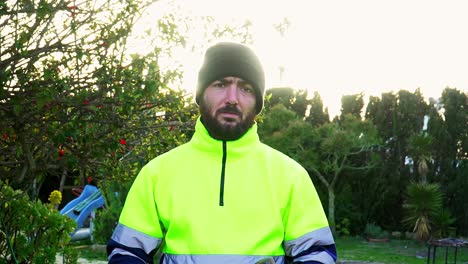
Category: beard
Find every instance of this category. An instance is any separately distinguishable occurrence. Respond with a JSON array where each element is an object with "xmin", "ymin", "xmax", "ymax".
[{"xmin": 200, "ymin": 103, "xmax": 256, "ymax": 141}]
